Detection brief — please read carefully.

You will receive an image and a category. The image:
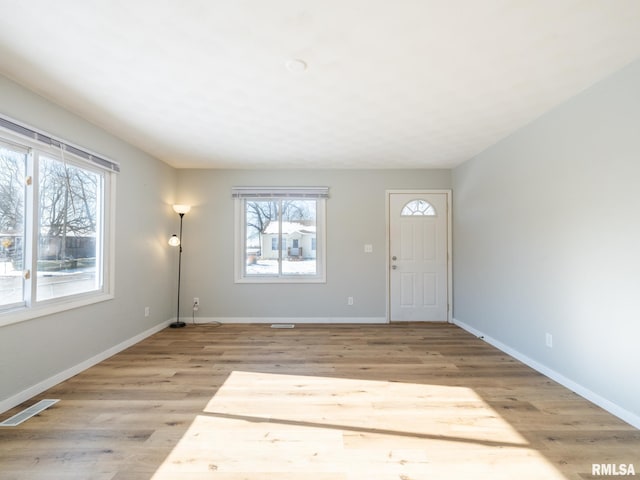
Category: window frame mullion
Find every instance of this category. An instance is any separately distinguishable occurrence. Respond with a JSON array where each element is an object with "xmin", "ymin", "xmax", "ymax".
[
  {"xmin": 24, "ymin": 149, "xmax": 37, "ymax": 307},
  {"xmin": 277, "ymin": 199, "xmax": 283, "ymax": 276}
]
